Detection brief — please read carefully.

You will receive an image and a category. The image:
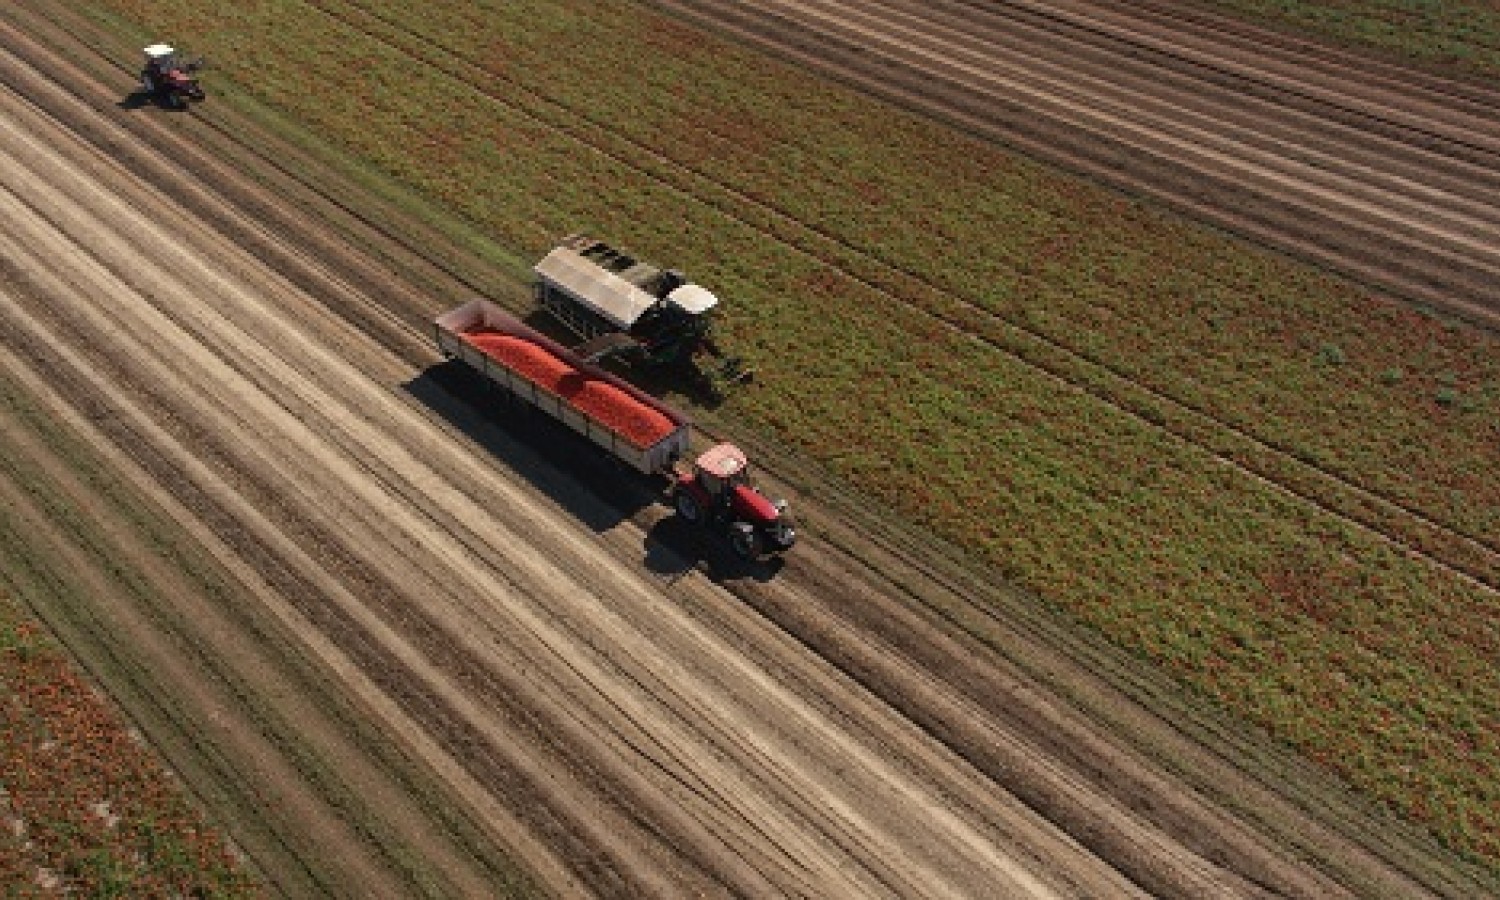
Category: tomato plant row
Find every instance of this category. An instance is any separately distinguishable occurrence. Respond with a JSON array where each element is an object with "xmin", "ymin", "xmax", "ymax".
[{"xmin": 0, "ymin": 596, "xmax": 257, "ymax": 894}]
